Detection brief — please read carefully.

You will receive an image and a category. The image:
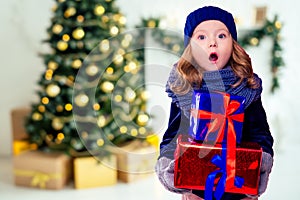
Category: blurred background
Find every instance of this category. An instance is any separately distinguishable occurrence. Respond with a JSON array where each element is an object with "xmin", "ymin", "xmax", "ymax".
[{"xmin": 1, "ymin": 0, "xmax": 299, "ymax": 199}]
